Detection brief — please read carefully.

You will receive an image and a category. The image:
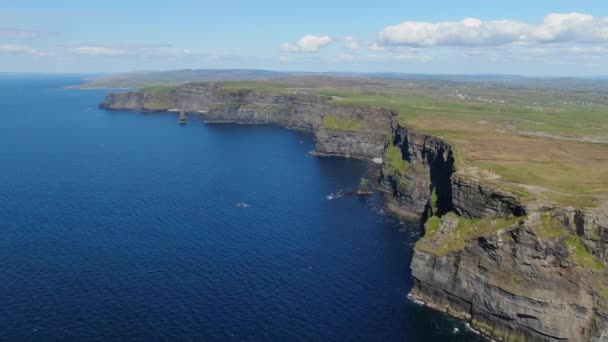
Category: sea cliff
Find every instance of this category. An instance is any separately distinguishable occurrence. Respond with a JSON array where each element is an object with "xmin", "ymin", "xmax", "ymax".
[
  {"xmin": 101, "ymin": 84, "xmax": 395, "ymax": 160},
  {"xmin": 101, "ymin": 83, "xmax": 608, "ymax": 341}
]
